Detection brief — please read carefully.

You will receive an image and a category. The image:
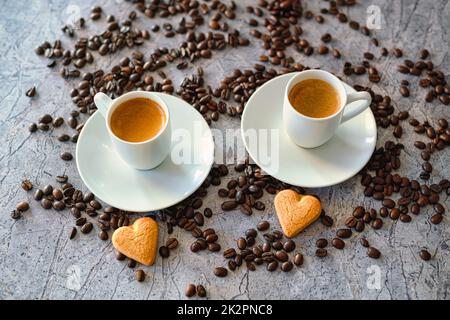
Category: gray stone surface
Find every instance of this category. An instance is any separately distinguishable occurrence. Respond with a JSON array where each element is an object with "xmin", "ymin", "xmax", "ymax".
[{"xmin": 0, "ymin": 0, "xmax": 449, "ymax": 300}]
